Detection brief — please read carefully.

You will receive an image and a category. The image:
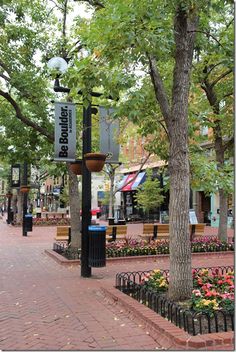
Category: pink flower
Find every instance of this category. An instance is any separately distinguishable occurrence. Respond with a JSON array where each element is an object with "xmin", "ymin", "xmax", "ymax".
[{"xmin": 192, "ymin": 289, "xmax": 201, "ymax": 297}]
